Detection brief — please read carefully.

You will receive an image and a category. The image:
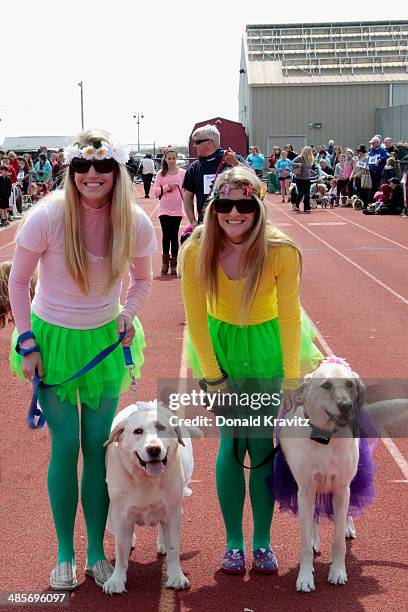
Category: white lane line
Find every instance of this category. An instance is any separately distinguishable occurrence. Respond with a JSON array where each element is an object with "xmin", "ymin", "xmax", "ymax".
[
  {"xmin": 270, "ymin": 203, "xmax": 408, "ymax": 307},
  {"xmin": 148, "ymin": 204, "xmax": 159, "ymax": 219},
  {"xmin": 303, "ymin": 307, "xmax": 408, "ymax": 480},
  {"xmin": 0, "ymin": 240, "xmax": 15, "ymax": 252},
  {"xmin": 327, "ymin": 210, "xmax": 408, "ymax": 252},
  {"xmin": 382, "ymin": 439, "xmax": 408, "ymax": 479},
  {"xmin": 307, "ymin": 222, "xmax": 347, "ymax": 226},
  {"xmin": 275, "ymin": 223, "xmax": 292, "ymax": 227}
]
